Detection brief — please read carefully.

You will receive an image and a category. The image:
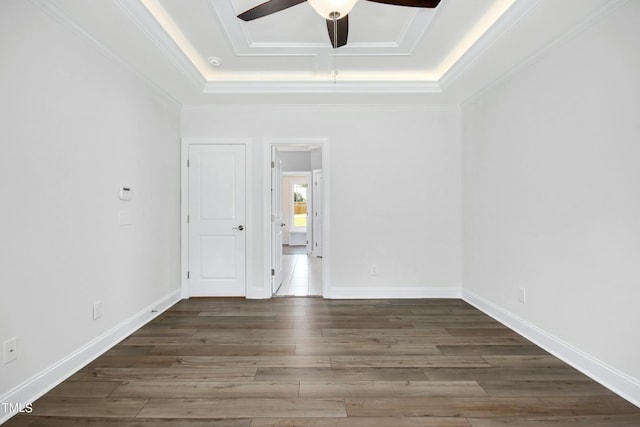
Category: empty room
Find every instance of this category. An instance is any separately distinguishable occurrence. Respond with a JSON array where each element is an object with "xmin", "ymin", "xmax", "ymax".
[{"xmin": 1, "ymin": 0, "xmax": 639, "ymax": 425}]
